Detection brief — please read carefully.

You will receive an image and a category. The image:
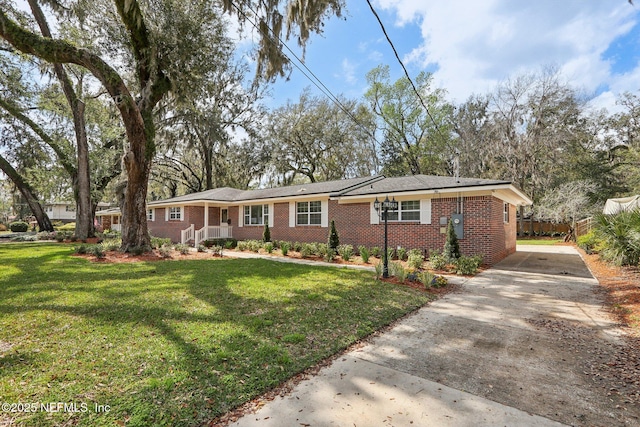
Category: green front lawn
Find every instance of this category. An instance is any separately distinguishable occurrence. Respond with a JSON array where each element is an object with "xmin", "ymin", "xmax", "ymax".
[{"xmin": 0, "ymin": 244, "xmax": 432, "ymax": 426}]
